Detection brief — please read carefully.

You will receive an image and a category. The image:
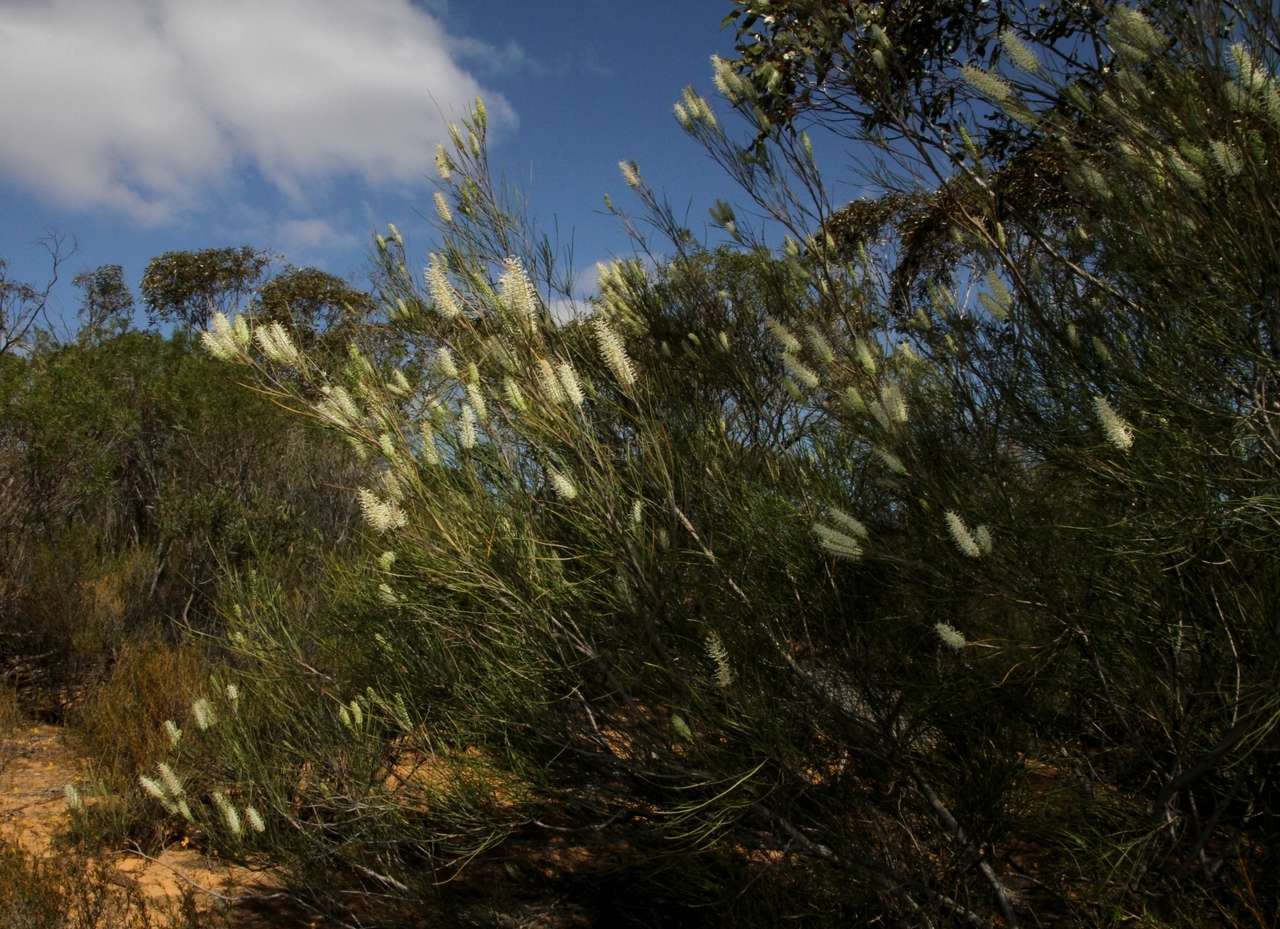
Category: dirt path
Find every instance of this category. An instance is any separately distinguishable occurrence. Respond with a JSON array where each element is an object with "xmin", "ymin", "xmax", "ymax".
[
  {"xmin": 0, "ymin": 722, "xmax": 292, "ymax": 924},
  {"xmin": 0, "ymin": 723, "xmax": 80, "ymax": 855}
]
